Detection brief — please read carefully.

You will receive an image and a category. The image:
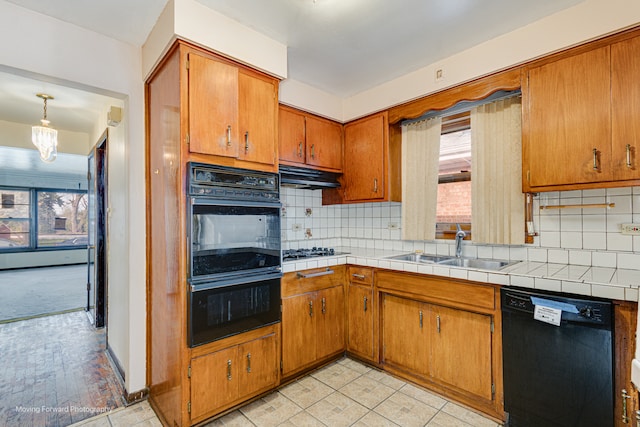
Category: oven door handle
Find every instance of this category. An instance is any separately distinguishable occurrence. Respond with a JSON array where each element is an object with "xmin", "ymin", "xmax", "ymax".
[
  {"xmin": 190, "ymin": 271, "xmax": 283, "ymax": 292},
  {"xmin": 190, "ymin": 197, "xmax": 281, "ymax": 209},
  {"xmin": 297, "ymin": 268, "xmax": 335, "ymax": 279}
]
